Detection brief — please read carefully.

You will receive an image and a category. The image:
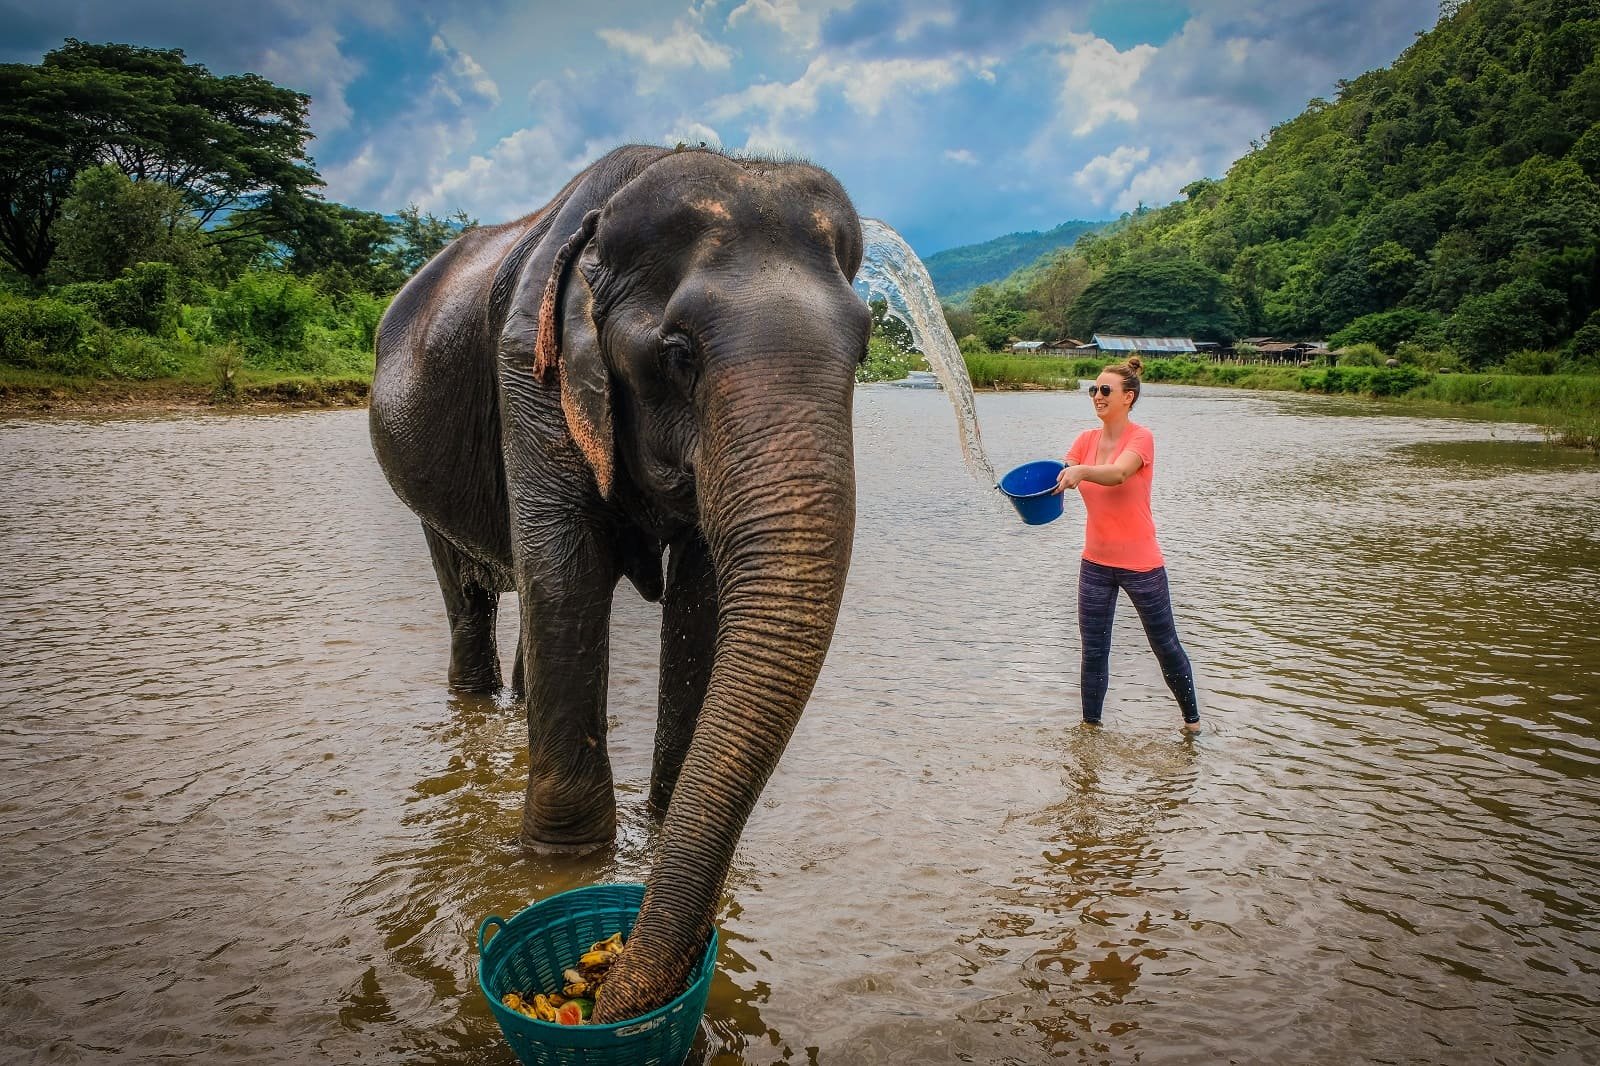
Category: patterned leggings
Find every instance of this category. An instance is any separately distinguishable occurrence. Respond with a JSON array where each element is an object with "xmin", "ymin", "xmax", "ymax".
[{"xmin": 1078, "ymin": 559, "xmax": 1200, "ymax": 724}]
